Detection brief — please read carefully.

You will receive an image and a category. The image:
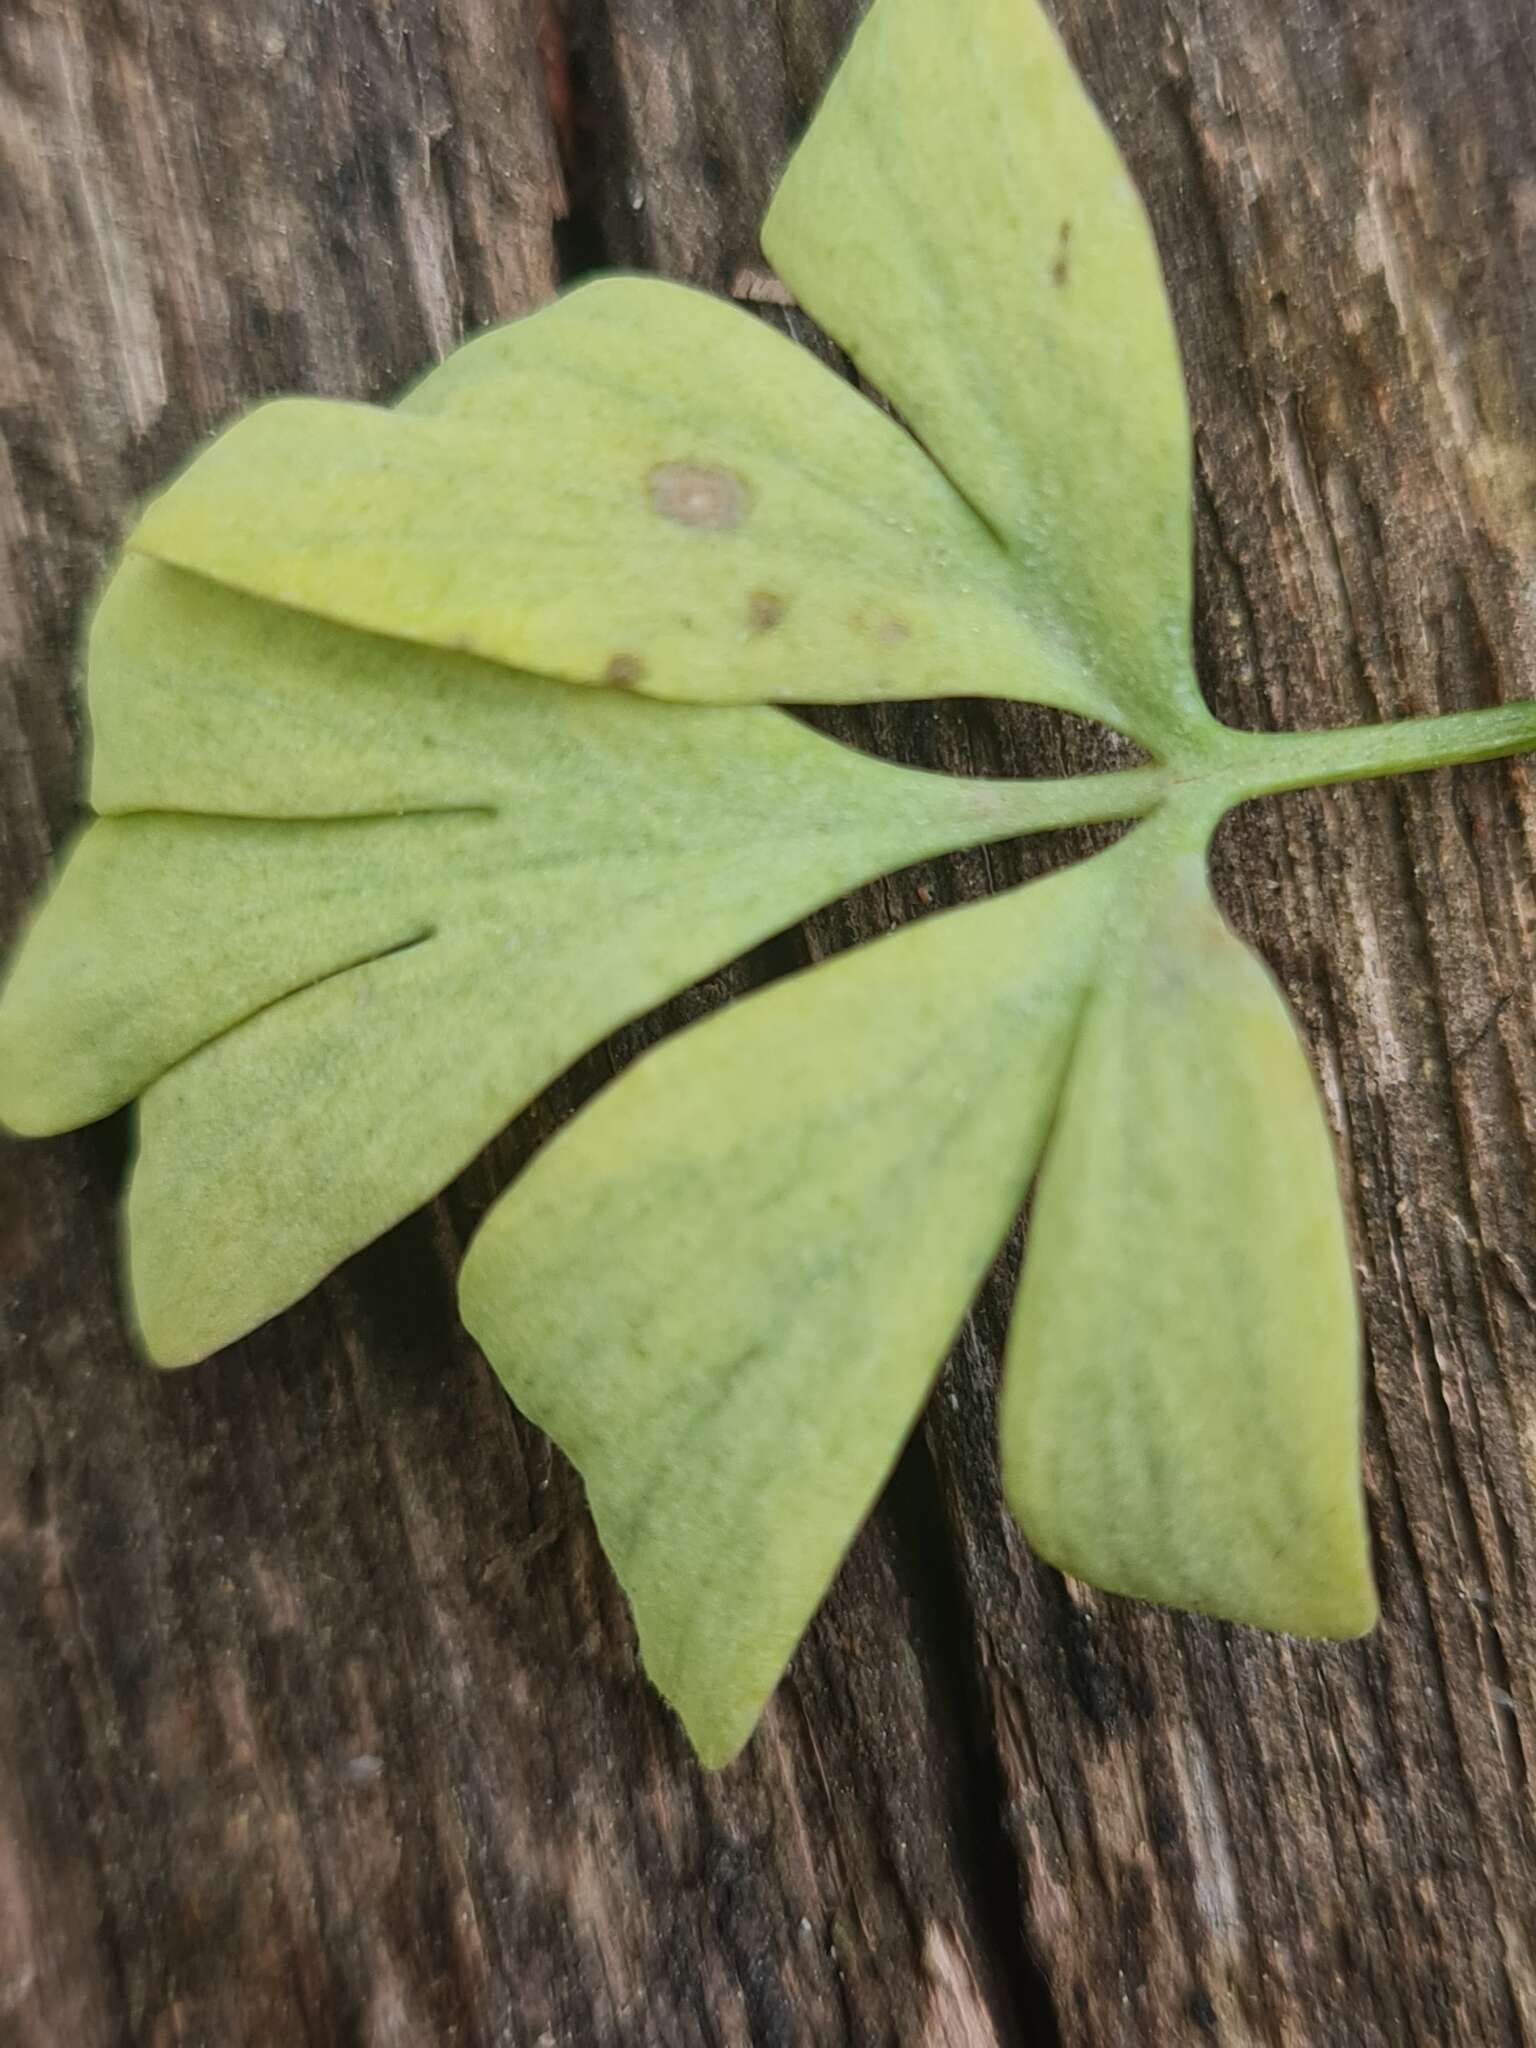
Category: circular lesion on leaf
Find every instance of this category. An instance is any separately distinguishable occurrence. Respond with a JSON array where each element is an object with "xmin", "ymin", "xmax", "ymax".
[
  {"xmin": 747, "ymin": 590, "xmax": 787, "ymax": 634},
  {"xmin": 604, "ymin": 653, "xmax": 647, "ymax": 686},
  {"xmin": 648, "ymin": 461, "xmax": 751, "ymax": 530},
  {"xmin": 852, "ymin": 606, "xmax": 911, "ymax": 646}
]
